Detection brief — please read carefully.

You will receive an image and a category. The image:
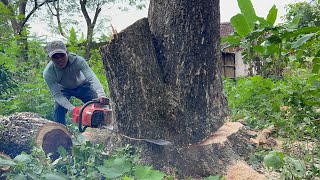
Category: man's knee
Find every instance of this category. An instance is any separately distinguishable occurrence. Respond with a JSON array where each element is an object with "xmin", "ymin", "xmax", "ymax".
[{"xmin": 54, "ymin": 102, "xmax": 68, "ymax": 125}]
